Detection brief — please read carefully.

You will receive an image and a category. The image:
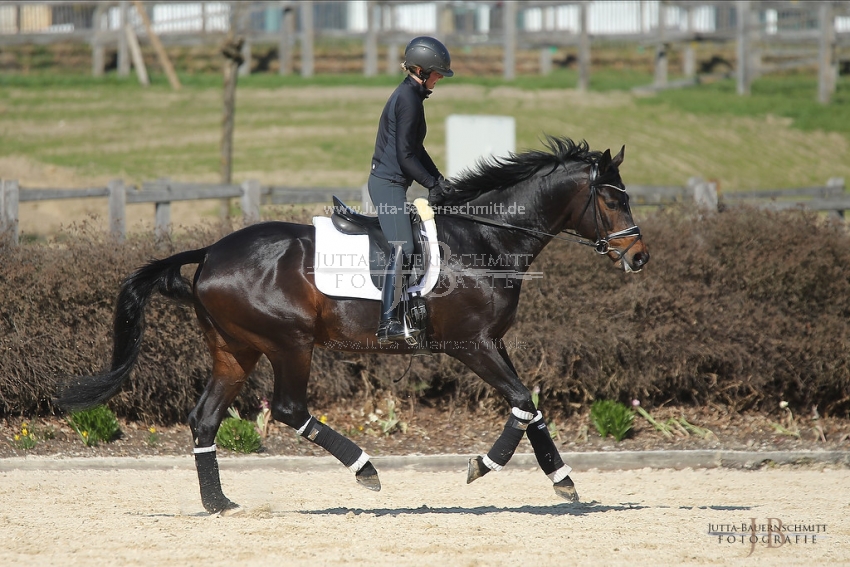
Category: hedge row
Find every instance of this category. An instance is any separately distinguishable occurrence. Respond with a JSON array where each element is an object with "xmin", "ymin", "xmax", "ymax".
[{"xmin": 1, "ymin": 206, "xmax": 849, "ymax": 423}]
